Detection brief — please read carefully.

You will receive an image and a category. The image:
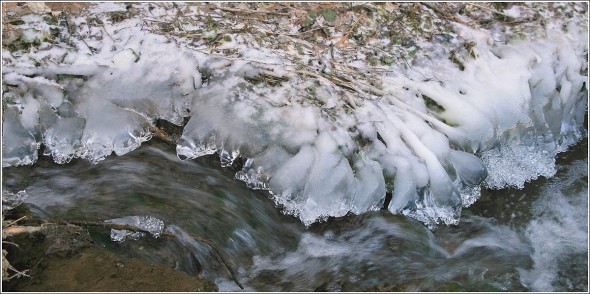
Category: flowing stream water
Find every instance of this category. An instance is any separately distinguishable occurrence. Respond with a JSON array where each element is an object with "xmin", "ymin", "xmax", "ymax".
[{"xmin": 2, "ymin": 137, "xmax": 587, "ymax": 292}]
